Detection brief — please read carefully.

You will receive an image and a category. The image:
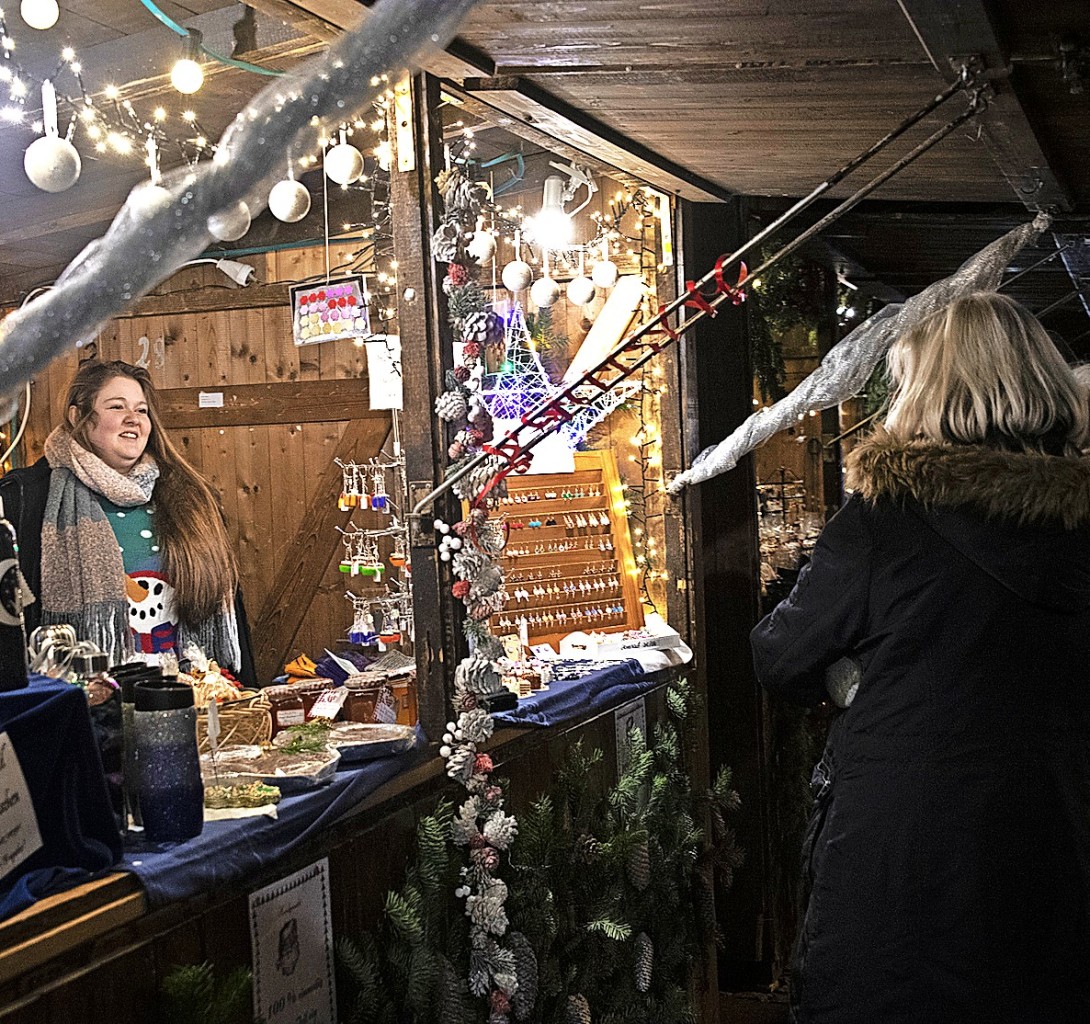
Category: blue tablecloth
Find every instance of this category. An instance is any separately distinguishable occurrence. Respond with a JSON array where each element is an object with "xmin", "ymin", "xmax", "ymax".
[
  {"xmin": 490, "ymin": 660, "xmax": 664, "ymax": 728},
  {"xmin": 0, "ymin": 676, "xmax": 123, "ymax": 921},
  {"xmin": 120, "ymin": 726, "xmax": 428, "ymax": 907}
]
